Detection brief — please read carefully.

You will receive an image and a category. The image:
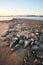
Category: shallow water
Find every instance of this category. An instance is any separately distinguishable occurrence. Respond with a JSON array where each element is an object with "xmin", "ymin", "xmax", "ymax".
[{"xmin": 0, "ymin": 16, "xmax": 43, "ymax": 21}]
